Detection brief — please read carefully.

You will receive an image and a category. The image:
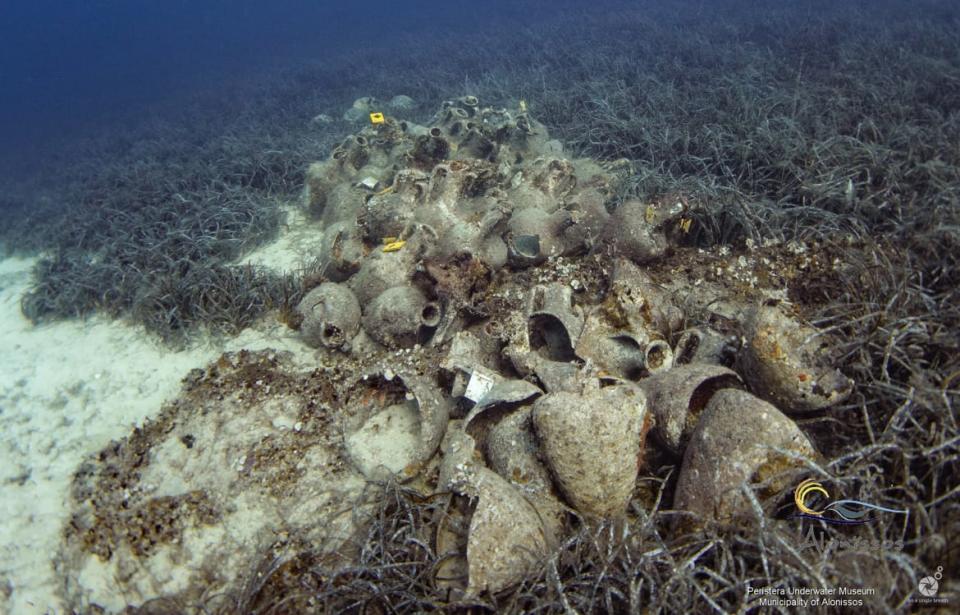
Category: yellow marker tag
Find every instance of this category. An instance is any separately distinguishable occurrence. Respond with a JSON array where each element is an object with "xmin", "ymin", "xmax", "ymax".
[
  {"xmin": 383, "ymin": 240, "xmax": 406, "ymax": 253},
  {"xmin": 519, "ymin": 99, "xmax": 527, "ymax": 113},
  {"xmin": 679, "ymin": 218, "xmax": 693, "ymax": 233},
  {"xmin": 382, "ymin": 236, "xmax": 398, "ymax": 245},
  {"xmin": 645, "ymin": 204, "xmax": 656, "ymax": 224},
  {"xmin": 375, "ymin": 185, "xmax": 394, "ymax": 196},
  {"xmin": 369, "ymin": 112, "xmax": 385, "ymax": 124}
]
